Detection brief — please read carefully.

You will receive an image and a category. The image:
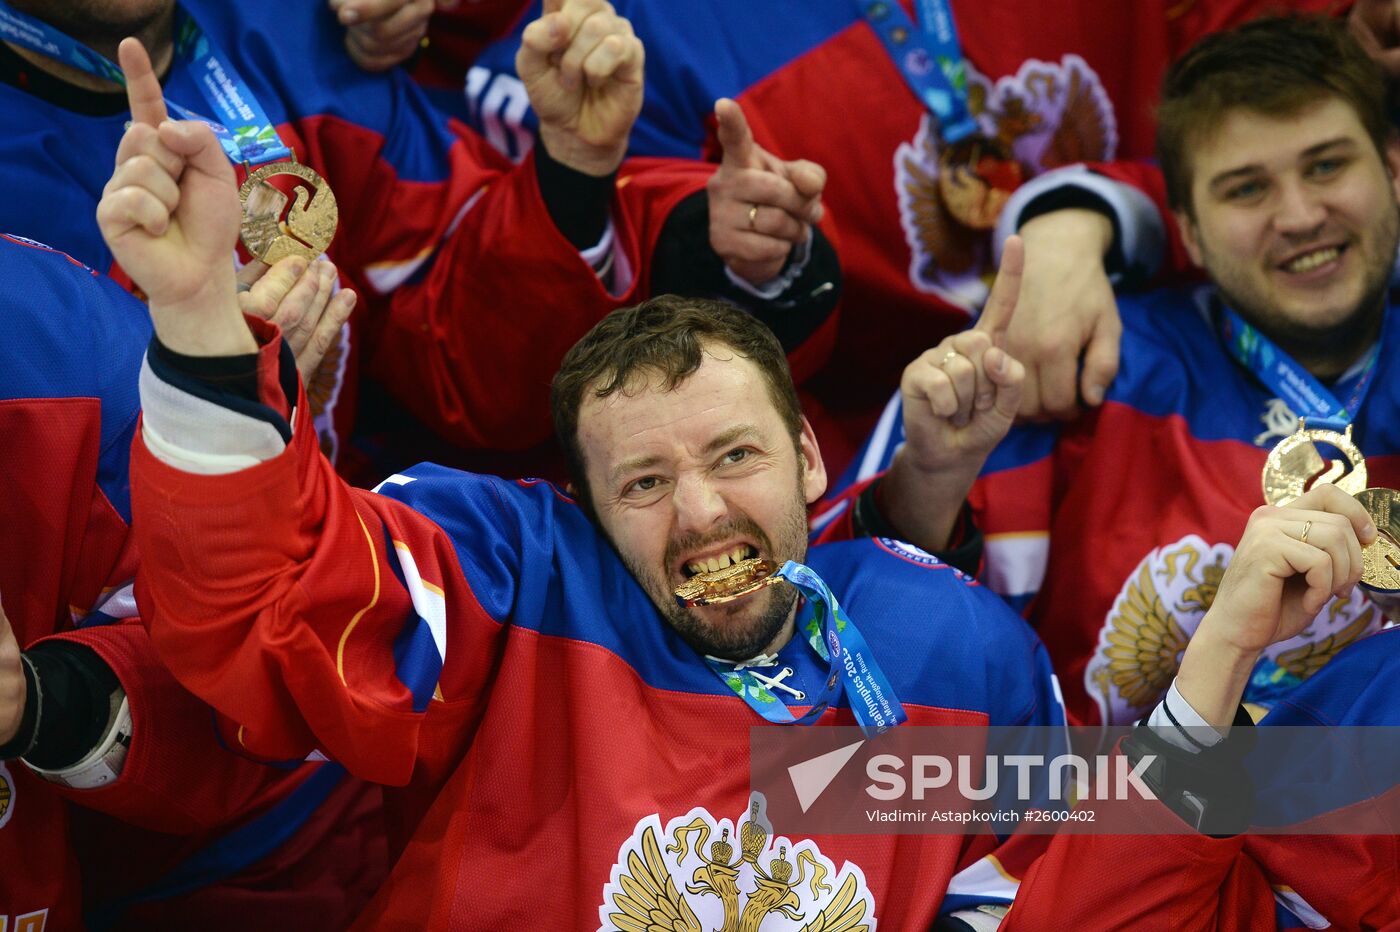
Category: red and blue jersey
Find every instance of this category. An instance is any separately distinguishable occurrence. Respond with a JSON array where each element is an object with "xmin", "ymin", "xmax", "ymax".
[
  {"xmin": 131, "ymin": 340, "xmax": 1068, "ymax": 929},
  {"xmin": 0, "ymin": 0, "xmax": 712, "ymax": 470},
  {"xmin": 0, "ymin": 235, "xmax": 386, "ymax": 930},
  {"xmin": 820, "ymin": 286, "xmax": 1400, "ymax": 728},
  {"xmin": 443, "ymin": 0, "xmax": 1336, "ymax": 468},
  {"xmin": 1002, "ymin": 628, "xmax": 1400, "ymax": 932}
]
